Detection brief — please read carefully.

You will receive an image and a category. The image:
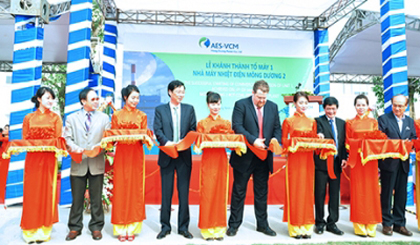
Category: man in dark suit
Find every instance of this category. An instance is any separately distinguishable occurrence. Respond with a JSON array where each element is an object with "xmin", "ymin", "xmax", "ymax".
[
  {"xmin": 378, "ymin": 94, "xmax": 416, "ymax": 236},
  {"xmin": 314, "ymin": 97, "xmax": 346, "ymax": 236},
  {"xmin": 226, "ymin": 80, "xmax": 282, "ymax": 237},
  {"xmin": 153, "ymin": 80, "xmax": 197, "ymax": 240}
]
